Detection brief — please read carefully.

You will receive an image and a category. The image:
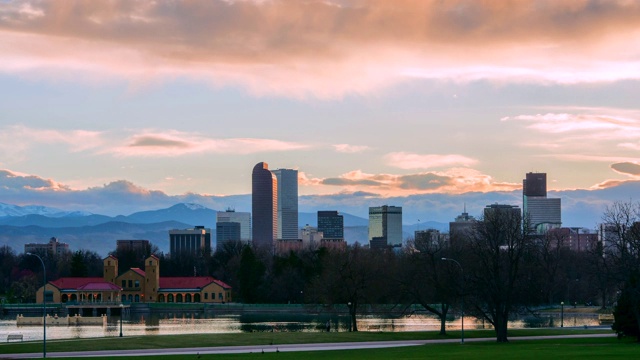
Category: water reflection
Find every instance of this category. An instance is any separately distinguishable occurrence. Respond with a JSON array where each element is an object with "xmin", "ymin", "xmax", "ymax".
[{"xmin": 0, "ymin": 312, "xmax": 602, "ymax": 342}]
